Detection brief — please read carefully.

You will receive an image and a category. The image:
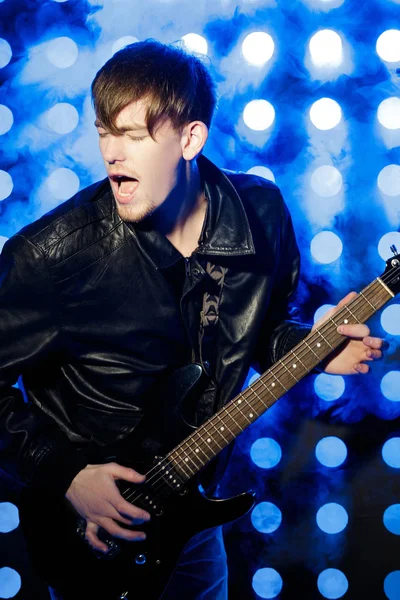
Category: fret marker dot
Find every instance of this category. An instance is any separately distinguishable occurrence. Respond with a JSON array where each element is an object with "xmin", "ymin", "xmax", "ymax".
[
  {"xmin": 317, "ymin": 343, "xmax": 321, "ymax": 348},
  {"xmin": 185, "ymin": 458, "xmax": 189, "ymax": 462},
  {"xmin": 272, "ymin": 383, "xmax": 276, "ymax": 387},
  {"xmin": 195, "ymin": 448, "xmax": 199, "ymax": 453},
  {"xmin": 344, "ymin": 319, "xmax": 348, "ymax": 324},
  {"xmin": 207, "ymin": 438, "xmax": 211, "ymax": 443},
  {"xmin": 169, "ymin": 475, "xmax": 173, "ymax": 479},
  {"xmin": 220, "ymin": 427, "xmax": 225, "ymax": 431},
  {"xmin": 293, "ymin": 364, "xmax": 297, "ymax": 368},
  {"xmin": 238, "ymin": 399, "xmax": 242, "ymax": 404},
  {"xmin": 250, "ymin": 413, "xmax": 254, "ymax": 418}
]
